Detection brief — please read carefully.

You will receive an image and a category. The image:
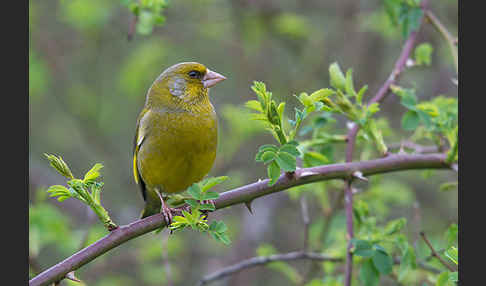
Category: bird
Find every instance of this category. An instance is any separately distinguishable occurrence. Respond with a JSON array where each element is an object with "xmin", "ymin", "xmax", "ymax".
[{"xmin": 132, "ymin": 62, "xmax": 226, "ymax": 224}]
